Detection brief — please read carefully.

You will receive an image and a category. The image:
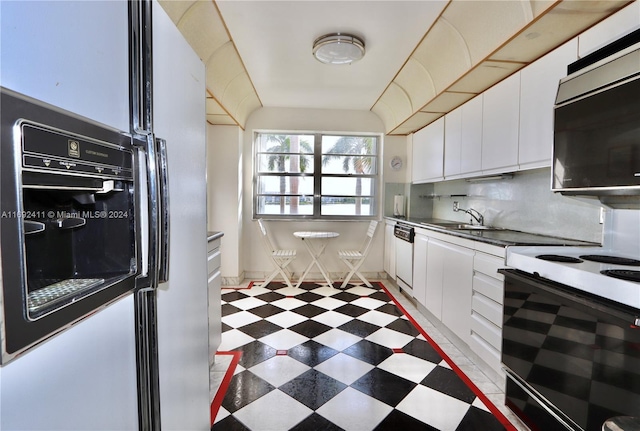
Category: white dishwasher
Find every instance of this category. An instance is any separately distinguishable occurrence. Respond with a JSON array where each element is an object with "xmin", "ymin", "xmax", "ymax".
[{"xmin": 394, "ymin": 223, "xmax": 414, "ymax": 297}]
